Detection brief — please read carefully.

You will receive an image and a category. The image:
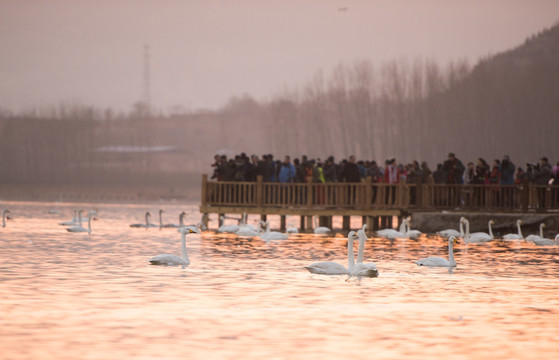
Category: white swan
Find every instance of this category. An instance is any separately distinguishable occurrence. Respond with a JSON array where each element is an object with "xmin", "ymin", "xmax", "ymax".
[
  {"xmin": 160, "ymin": 211, "xmax": 186, "ymax": 228},
  {"xmin": 525, "ymin": 223, "xmax": 545, "ymax": 243},
  {"xmin": 530, "ymin": 234, "xmax": 558, "ymax": 246},
  {"xmin": 286, "ymin": 223, "xmax": 299, "ymax": 234},
  {"xmin": 415, "ymin": 236, "xmax": 458, "ymax": 267},
  {"xmin": 436, "ymin": 217, "xmax": 465, "ymax": 238},
  {"xmin": 305, "ymin": 231, "xmax": 357, "ymax": 275},
  {"xmin": 130, "ymin": 212, "xmax": 157, "ymax": 228},
  {"xmin": 403, "ymin": 217, "xmax": 422, "ymax": 239},
  {"xmin": 59, "ymin": 209, "xmax": 80, "ymax": 226},
  {"xmin": 313, "ymin": 216, "xmax": 332, "ymax": 234},
  {"xmin": 218, "ymin": 215, "xmax": 240, "ymax": 233},
  {"xmin": 148, "ymin": 227, "xmax": 197, "ymax": 267},
  {"xmin": 461, "ymin": 218, "xmax": 494, "ymax": 243},
  {"xmin": 235, "ymin": 217, "xmax": 260, "ymax": 237},
  {"xmin": 351, "ymin": 225, "xmax": 379, "ymax": 277},
  {"xmin": 502, "ymin": 220, "xmax": 524, "ymax": 241},
  {"xmin": 67, "ymin": 212, "xmax": 92, "ymax": 233},
  {"xmin": 2, "ymin": 209, "xmax": 11, "ymax": 228},
  {"xmin": 259, "ymin": 220, "xmax": 288, "ymax": 241}
]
